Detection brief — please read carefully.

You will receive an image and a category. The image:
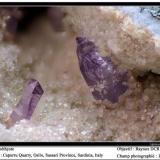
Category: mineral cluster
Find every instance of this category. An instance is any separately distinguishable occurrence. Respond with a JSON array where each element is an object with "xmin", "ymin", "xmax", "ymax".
[{"xmin": 0, "ymin": 6, "xmax": 159, "ymax": 142}]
